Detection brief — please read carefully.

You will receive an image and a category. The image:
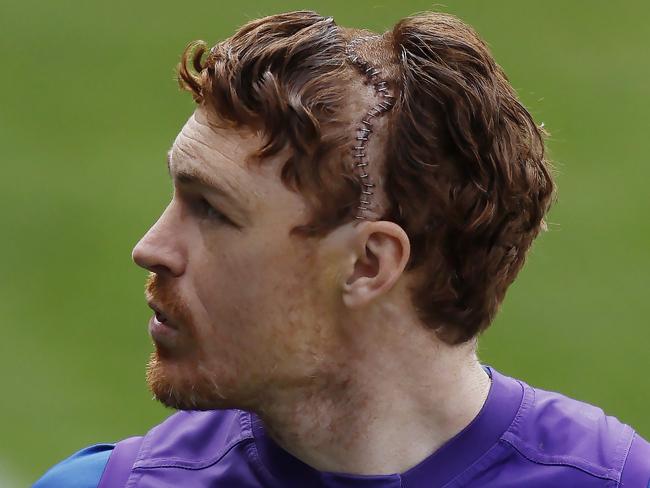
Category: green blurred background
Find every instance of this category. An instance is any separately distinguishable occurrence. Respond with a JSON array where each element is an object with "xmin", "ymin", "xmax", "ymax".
[{"xmin": 1, "ymin": 0, "xmax": 648, "ymax": 485}]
